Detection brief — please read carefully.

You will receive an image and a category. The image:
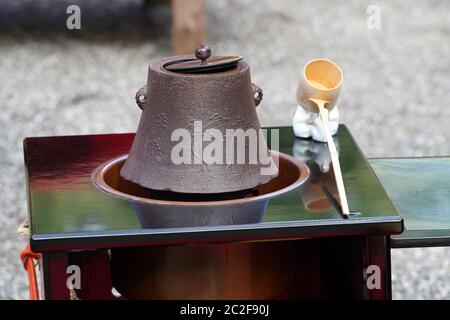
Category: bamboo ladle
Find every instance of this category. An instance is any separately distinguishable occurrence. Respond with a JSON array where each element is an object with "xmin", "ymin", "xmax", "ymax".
[{"xmin": 297, "ymin": 59, "xmax": 350, "ymax": 215}]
